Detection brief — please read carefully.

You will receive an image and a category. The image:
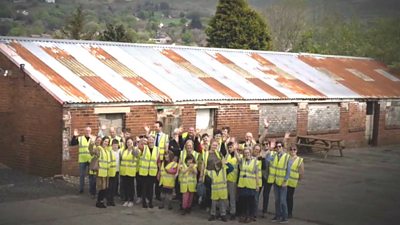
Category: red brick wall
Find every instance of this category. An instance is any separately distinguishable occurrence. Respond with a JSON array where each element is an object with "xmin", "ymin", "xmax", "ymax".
[
  {"xmin": 216, "ymin": 104, "xmax": 259, "ymax": 142},
  {"xmin": 61, "ymin": 105, "xmax": 157, "ymax": 175},
  {"xmin": 0, "ymin": 54, "xmax": 63, "ymax": 177}
]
